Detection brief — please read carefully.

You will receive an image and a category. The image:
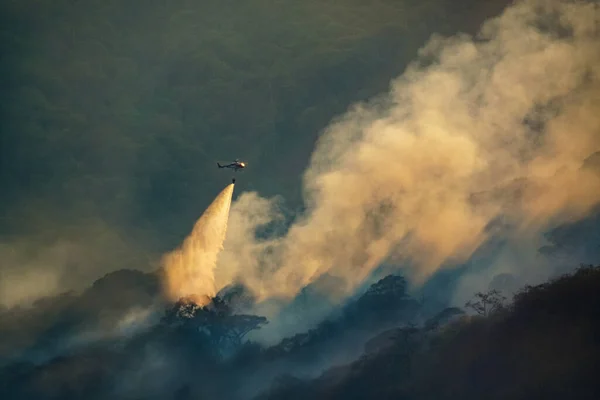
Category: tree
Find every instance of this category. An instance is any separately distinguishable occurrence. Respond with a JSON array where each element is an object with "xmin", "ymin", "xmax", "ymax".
[
  {"xmin": 365, "ymin": 275, "xmax": 408, "ymax": 297},
  {"xmin": 349, "ymin": 274, "xmax": 420, "ymax": 323},
  {"xmin": 161, "ymin": 297, "xmax": 268, "ymax": 354},
  {"xmin": 465, "ymin": 289, "xmax": 506, "ymax": 317}
]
